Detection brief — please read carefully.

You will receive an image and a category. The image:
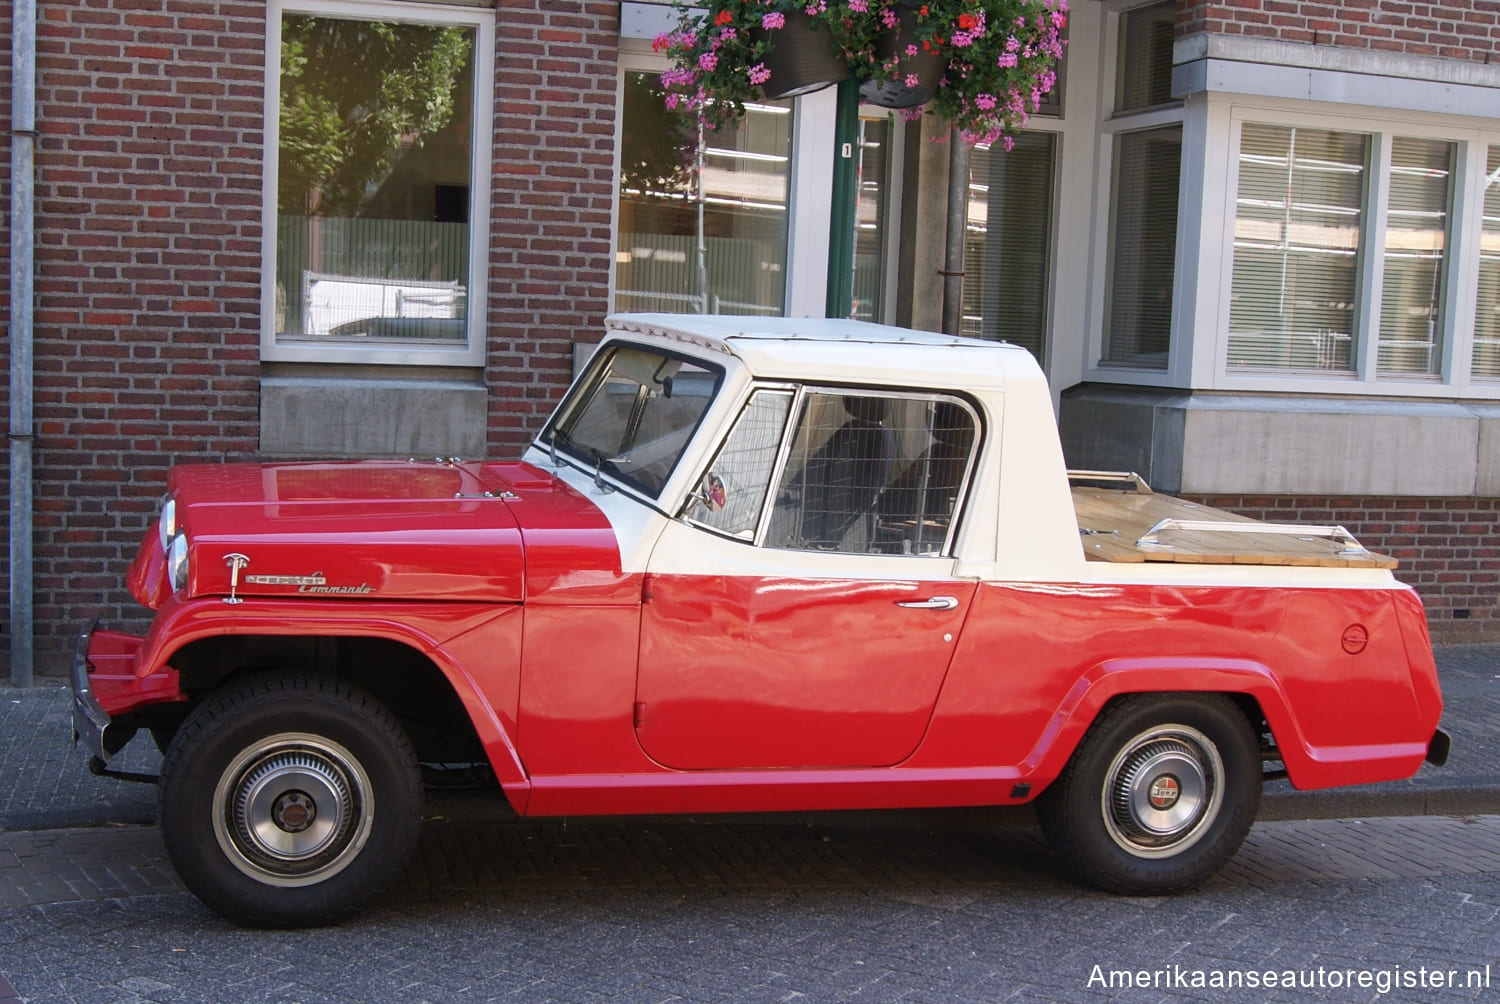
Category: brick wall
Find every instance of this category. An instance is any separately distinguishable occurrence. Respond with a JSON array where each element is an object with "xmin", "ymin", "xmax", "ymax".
[
  {"xmin": 1178, "ymin": 0, "xmax": 1500, "ymax": 60},
  {"xmin": 485, "ymin": 1, "xmax": 620, "ymax": 454},
  {"xmin": 1189, "ymin": 495, "xmax": 1500, "ymax": 644},
  {"xmin": 2, "ymin": 1, "xmax": 623, "ymax": 673},
  {"xmin": 16, "ymin": 1, "xmax": 267, "ymax": 668}
]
